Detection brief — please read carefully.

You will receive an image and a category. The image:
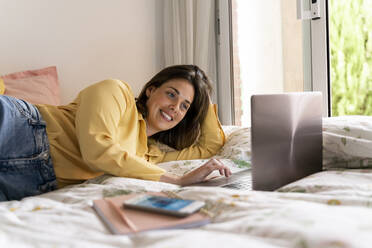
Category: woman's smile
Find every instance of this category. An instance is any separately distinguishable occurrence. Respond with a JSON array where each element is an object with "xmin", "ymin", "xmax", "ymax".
[{"xmin": 160, "ymin": 110, "xmax": 173, "ymax": 121}]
